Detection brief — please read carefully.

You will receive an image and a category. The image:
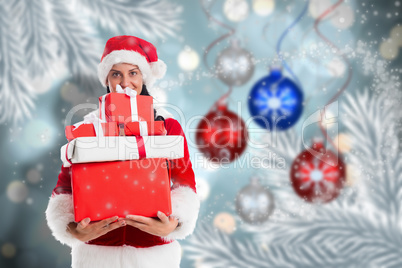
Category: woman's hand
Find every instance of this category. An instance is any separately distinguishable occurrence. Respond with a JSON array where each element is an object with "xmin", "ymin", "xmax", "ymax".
[
  {"xmin": 125, "ymin": 211, "xmax": 179, "ymax": 237},
  {"xmin": 67, "ymin": 216, "xmax": 126, "ymax": 242}
]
